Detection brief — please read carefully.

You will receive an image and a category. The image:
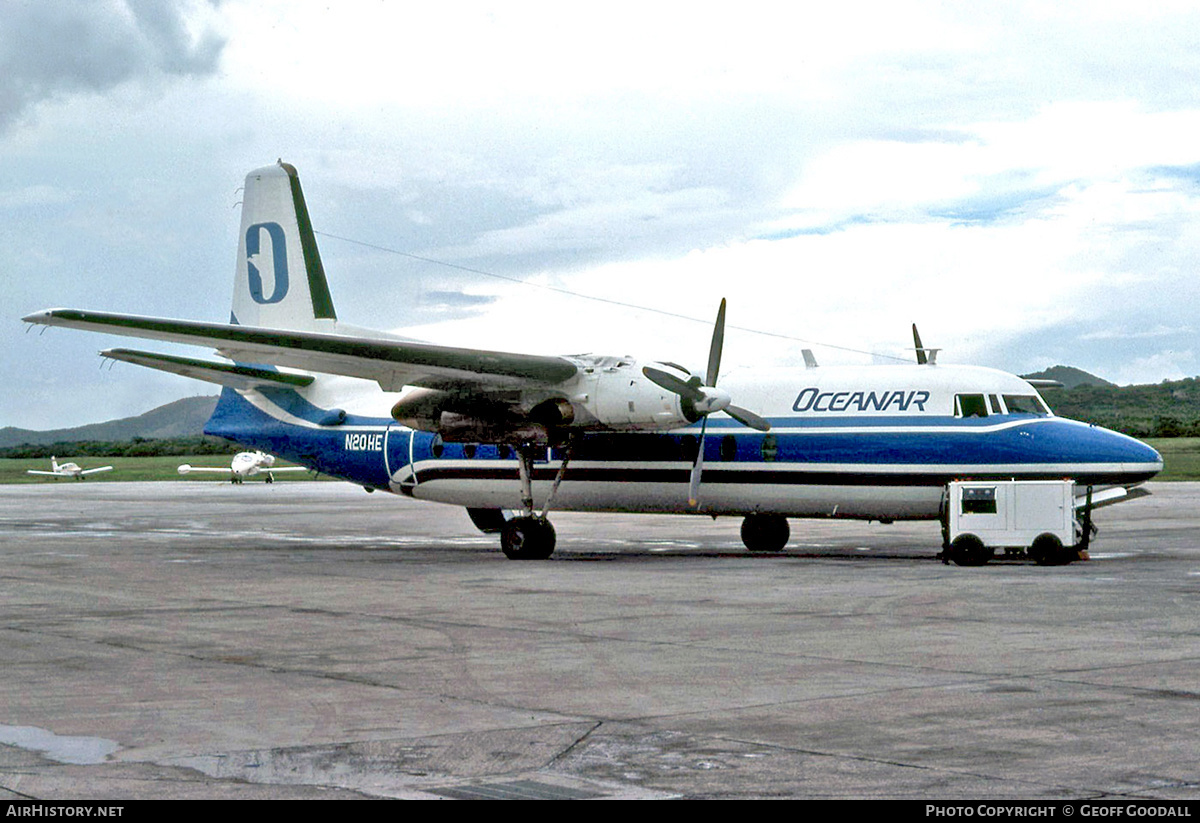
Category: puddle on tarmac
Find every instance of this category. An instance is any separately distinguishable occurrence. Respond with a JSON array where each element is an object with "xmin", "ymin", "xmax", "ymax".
[{"xmin": 0, "ymin": 725, "xmax": 119, "ymax": 765}]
